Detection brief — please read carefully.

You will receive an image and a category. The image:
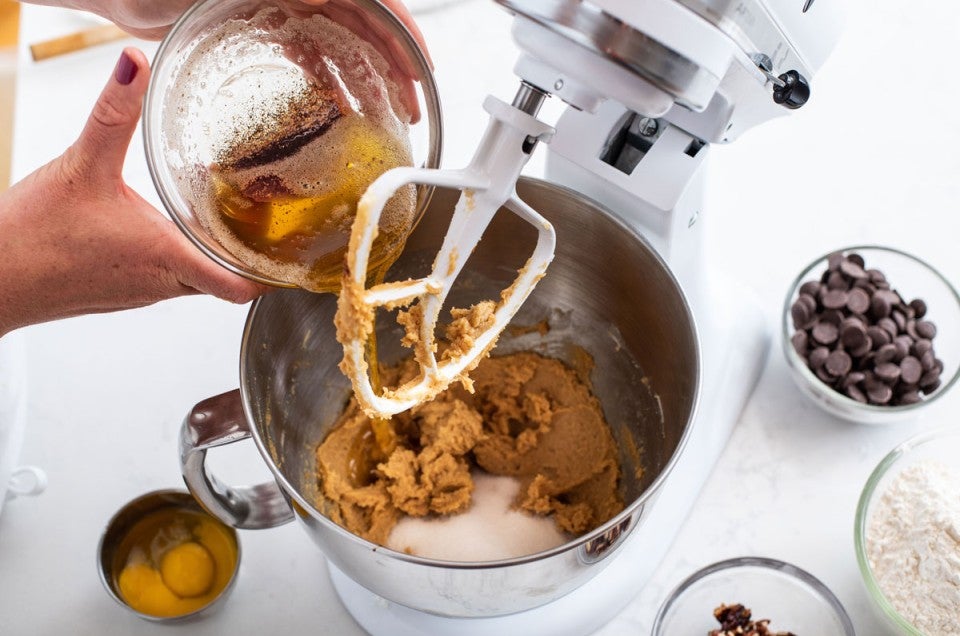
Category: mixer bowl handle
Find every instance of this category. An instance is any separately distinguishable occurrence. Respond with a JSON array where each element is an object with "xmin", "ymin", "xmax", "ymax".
[{"xmin": 179, "ymin": 389, "xmax": 295, "ymax": 529}]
